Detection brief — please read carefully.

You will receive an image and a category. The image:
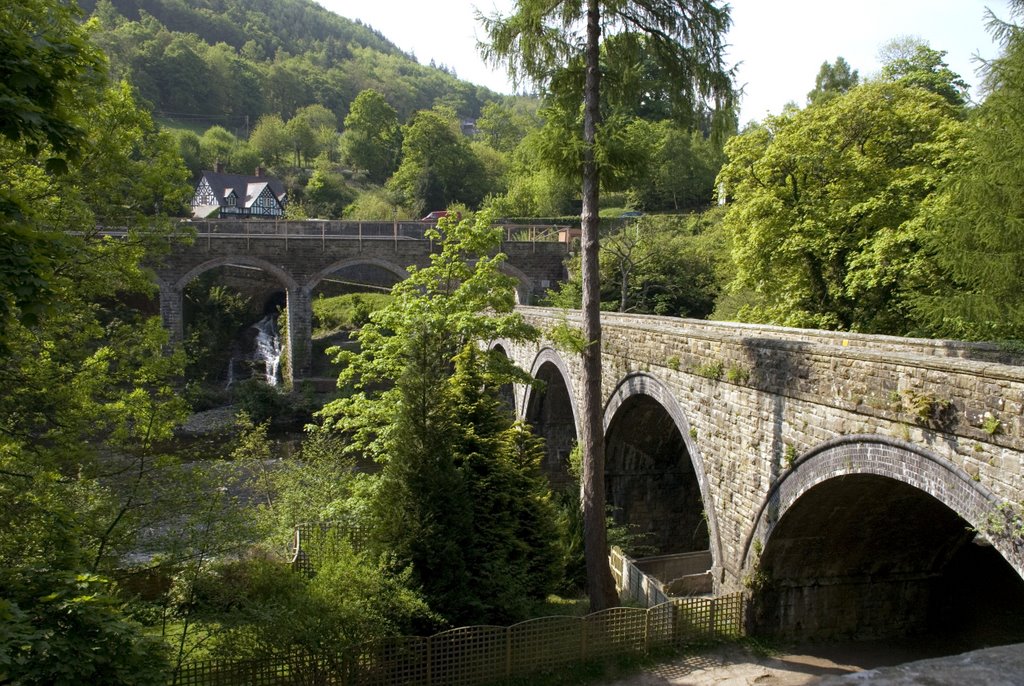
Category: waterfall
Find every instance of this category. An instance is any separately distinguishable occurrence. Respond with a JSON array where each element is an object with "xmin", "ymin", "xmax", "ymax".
[
  {"xmin": 226, "ymin": 314, "xmax": 283, "ymax": 387},
  {"xmin": 253, "ymin": 315, "xmax": 283, "ymax": 386}
]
